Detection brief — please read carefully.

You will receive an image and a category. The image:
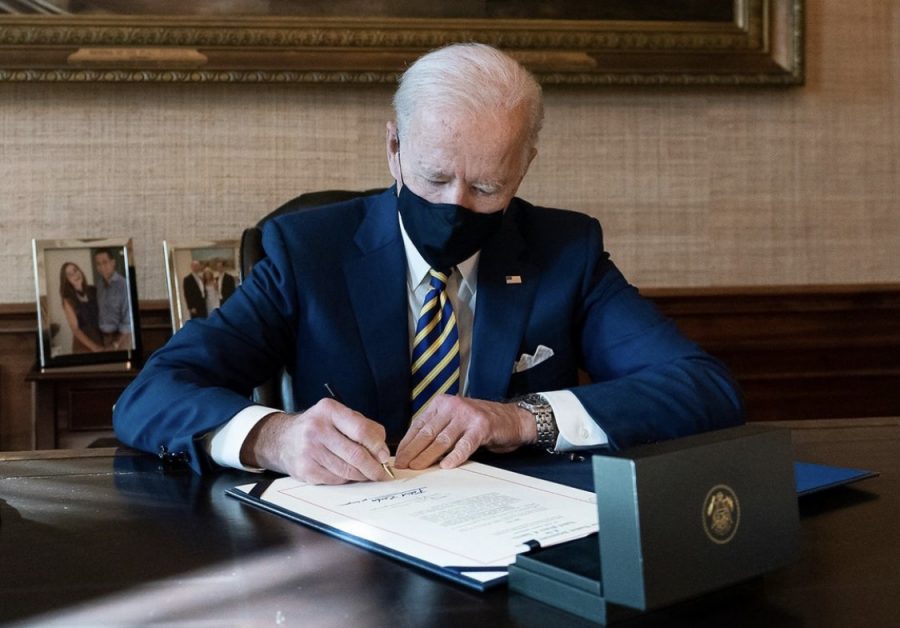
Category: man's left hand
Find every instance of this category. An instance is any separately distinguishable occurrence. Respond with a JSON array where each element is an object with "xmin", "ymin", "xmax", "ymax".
[{"xmin": 394, "ymin": 395, "xmax": 537, "ymax": 470}]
